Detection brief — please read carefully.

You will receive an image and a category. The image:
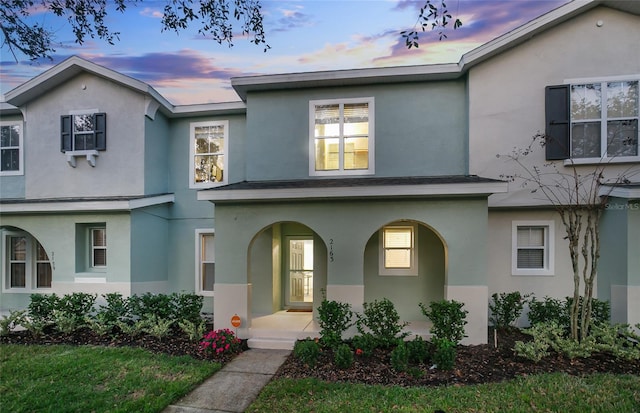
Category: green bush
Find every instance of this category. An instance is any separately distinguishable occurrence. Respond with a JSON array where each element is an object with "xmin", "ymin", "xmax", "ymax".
[
  {"xmin": 351, "ymin": 333, "xmax": 378, "ymax": 357},
  {"xmin": 28, "ymin": 293, "xmax": 60, "ymax": 327},
  {"xmin": 390, "ymin": 341, "xmax": 409, "ymax": 372},
  {"xmin": 58, "ymin": 293, "xmax": 96, "ymax": 326},
  {"xmin": 527, "ymin": 296, "xmax": 566, "ymax": 327},
  {"xmin": 489, "ymin": 292, "xmax": 529, "ymax": 329},
  {"xmin": 317, "ymin": 299, "xmax": 354, "ymax": 350},
  {"xmin": 419, "ymin": 300, "xmax": 468, "ymax": 344},
  {"xmin": 98, "ymin": 293, "xmax": 131, "ymax": 325},
  {"xmin": 52, "ymin": 309, "xmax": 81, "ymax": 334},
  {"xmin": 172, "ymin": 292, "xmax": 204, "ymax": 324},
  {"xmin": 140, "ymin": 315, "xmax": 174, "ymax": 339},
  {"xmin": 85, "ymin": 313, "xmax": 114, "ymax": 336},
  {"xmin": 334, "ymin": 344, "xmax": 354, "ymax": 369},
  {"xmin": 0, "ymin": 310, "xmax": 26, "ymax": 336},
  {"xmin": 293, "ymin": 339, "xmax": 321, "ymax": 367},
  {"xmin": 179, "ymin": 319, "xmax": 206, "ymax": 342},
  {"xmin": 432, "ymin": 338, "xmax": 456, "ymax": 370},
  {"xmin": 357, "ymin": 298, "xmax": 409, "ymax": 347},
  {"xmin": 129, "ymin": 293, "xmax": 175, "ymax": 321},
  {"xmin": 406, "ymin": 335, "xmax": 430, "ymax": 365}
]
